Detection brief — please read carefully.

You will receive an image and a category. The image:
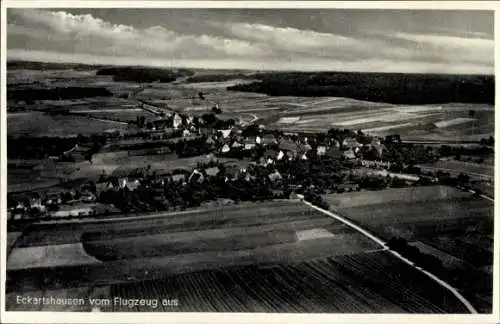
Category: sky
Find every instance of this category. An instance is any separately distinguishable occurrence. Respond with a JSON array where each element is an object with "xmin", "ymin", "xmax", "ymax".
[{"xmin": 6, "ymin": 8, "xmax": 495, "ymax": 74}]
